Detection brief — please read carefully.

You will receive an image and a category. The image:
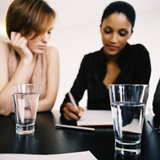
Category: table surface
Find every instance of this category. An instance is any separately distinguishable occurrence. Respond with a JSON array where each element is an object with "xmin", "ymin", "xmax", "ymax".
[{"xmin": 0, "ymin": 110, "xmax": 160, "ymax": 160}]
